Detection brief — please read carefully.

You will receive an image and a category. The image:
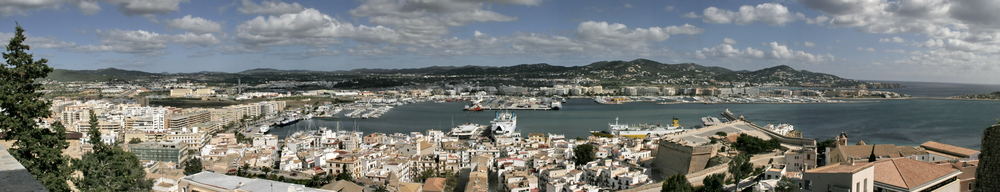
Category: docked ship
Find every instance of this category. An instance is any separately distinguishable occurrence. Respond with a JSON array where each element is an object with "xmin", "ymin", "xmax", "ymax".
[
  {"xmin": 259, "ymin": 125, "xmax": 271, "ymax": 133},
  {"xmin": 449, "ymin": 123, "xmax": 485, "ymax": 139},
  {"xmin": 491, "ymin": 111, "xmax": 517, "ymax": 135},
  {"xmin": 274, "ymin": 117, "xmax": 301, "ymax": 126},
  {"xmin": 701, "ymin": 116, "xmax": 722, "ymax": 126},
  {"xmin": 550, "ymin": 101, "xmax": 562, "ymax": 110},
  {"xmin": 464, "ymin": 103, "xmax": 485, "ymax": 111},
  {"xmin": 597, "ymin": 117, "xmax": 686, "ymax": 138}
]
